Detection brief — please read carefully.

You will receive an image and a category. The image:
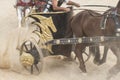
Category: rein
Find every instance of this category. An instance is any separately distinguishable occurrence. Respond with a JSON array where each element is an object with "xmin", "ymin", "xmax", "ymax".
[
  {"xmin": 80, "ymin": 5, "xmax": 114, "ymax": 8},
  {"xmin": 73, "ymin": 9, "xmax": 108, "ymax": 17},
  {"xmin": 73, "ymin": 4, "xmax": 115, "ymax": 17},
  {"xmin": 73, "ymin": 8, "xmax": 106, "ymax": 13}
]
